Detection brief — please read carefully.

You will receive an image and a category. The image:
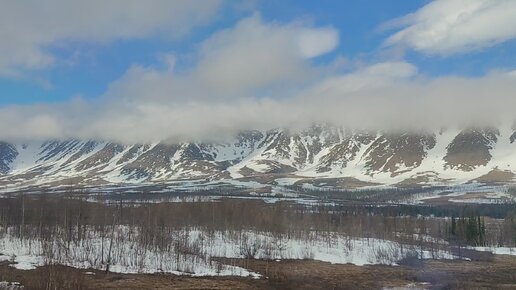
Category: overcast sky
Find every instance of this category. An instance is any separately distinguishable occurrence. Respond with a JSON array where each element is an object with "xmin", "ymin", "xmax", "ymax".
[{"xmin": 1, "ymin": 0, "xmax": 516, "ymax": 143}]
